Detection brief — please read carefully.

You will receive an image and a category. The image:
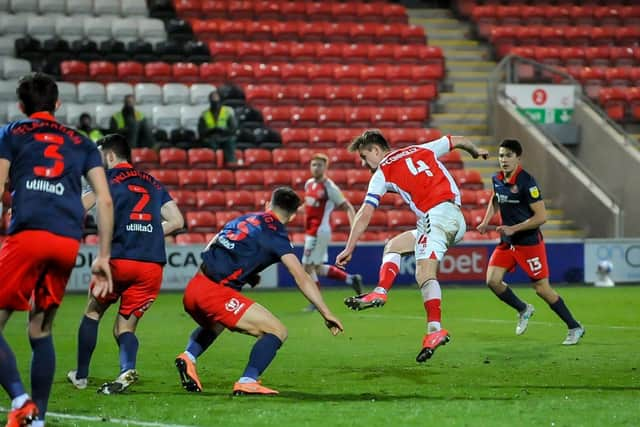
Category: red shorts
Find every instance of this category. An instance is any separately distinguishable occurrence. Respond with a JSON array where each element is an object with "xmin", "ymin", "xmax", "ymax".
[
  {"xmin": 0, "ymin": 230, "xmax": 80, "ymax": 311},
  {"xmin": 92, "ymin": 259, "xmax": 163, "ymax": 318},
  {"xmin": 183, "ymin": 272, "xmax": 254, "ymax": 329},
  {"xmin": 489, "ymin": 241, "xmax": 549, "ymax": 281}
]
